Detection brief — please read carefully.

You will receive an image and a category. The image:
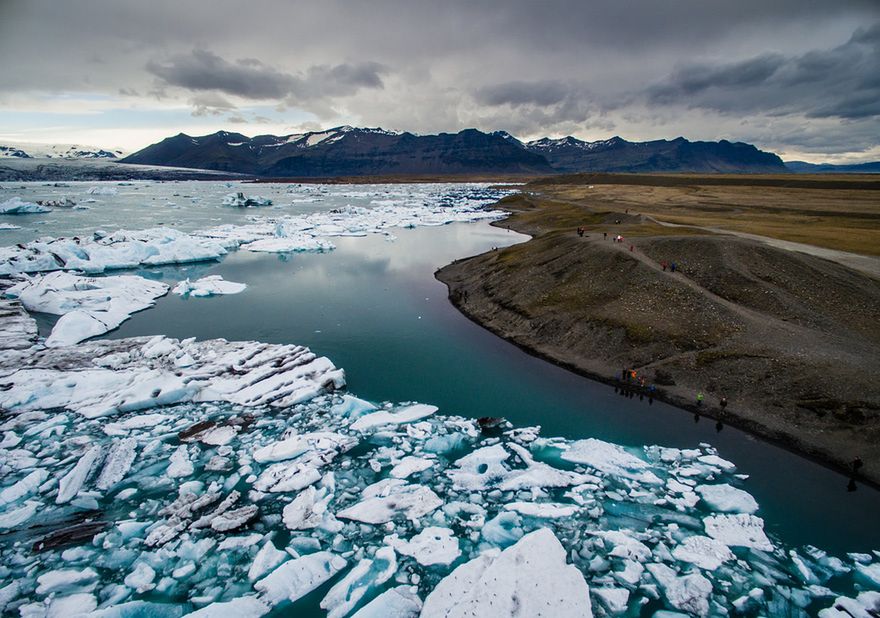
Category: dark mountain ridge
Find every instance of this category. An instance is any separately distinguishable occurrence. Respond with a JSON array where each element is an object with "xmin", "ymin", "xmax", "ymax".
[{"xmin": 122, "ymin": 126, "xmax": 788, "ymax": 176}]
